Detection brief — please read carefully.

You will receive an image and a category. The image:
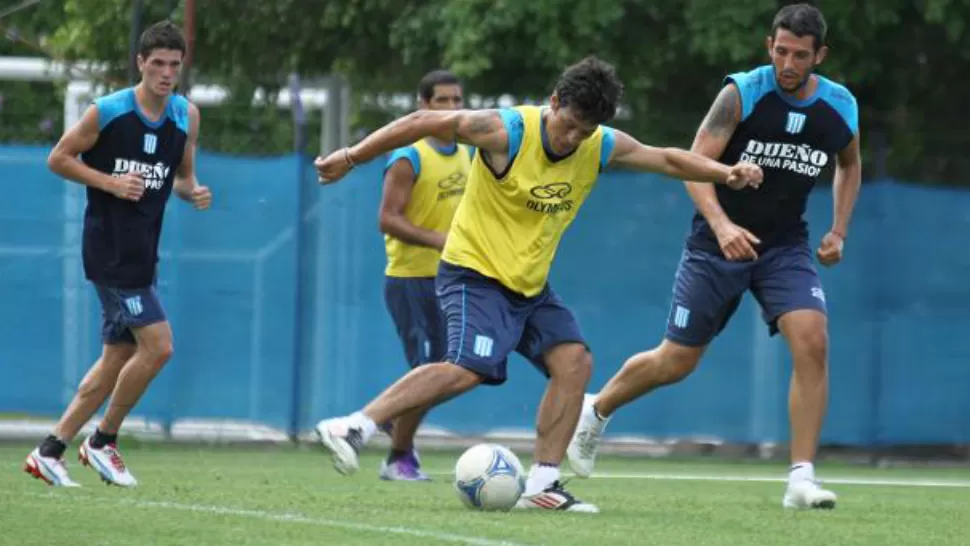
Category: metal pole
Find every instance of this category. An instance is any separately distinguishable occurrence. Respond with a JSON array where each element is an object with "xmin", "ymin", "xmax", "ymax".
[
  {"xmin": 288, "ymin": 73, "xmax": 309, "ymax": 442},
  {"xmin": 127, "ymin": 0, "xmax": 143, "ymax": 86},
  {"xmin": 180, "ymin": 0, "xmax": 195, "ymax": 93}
]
